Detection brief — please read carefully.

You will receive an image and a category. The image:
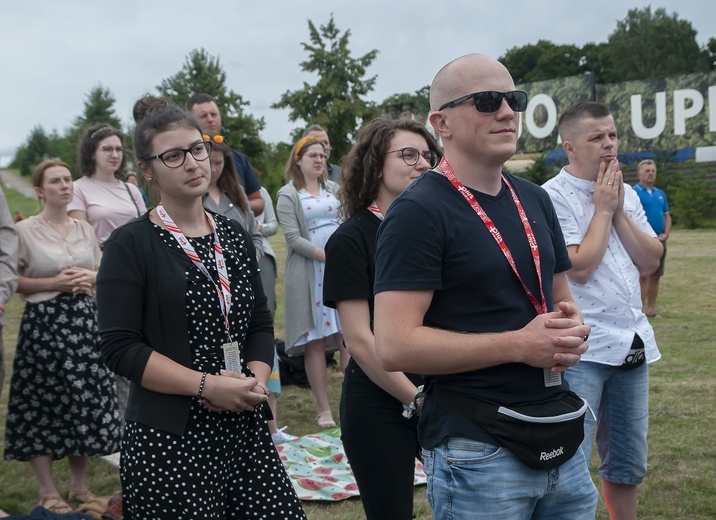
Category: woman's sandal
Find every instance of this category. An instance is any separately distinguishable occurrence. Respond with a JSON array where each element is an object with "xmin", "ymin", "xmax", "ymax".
[
  {"xmin": 77, "ymin": 497, "xmax": 111, "ymax": 518},
  {"xmin": 69, "ymin": 489, "xmax": 98, "ymax": 505},
  {"xmin": 316, "ymin": 410, "xmax": 336, "ymax": 429},
  {"xmin": 38, "ymin": 495, "xmax": 74, "ymax": 514}
]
